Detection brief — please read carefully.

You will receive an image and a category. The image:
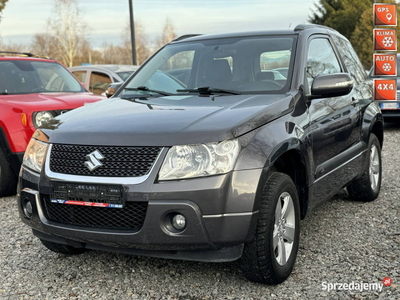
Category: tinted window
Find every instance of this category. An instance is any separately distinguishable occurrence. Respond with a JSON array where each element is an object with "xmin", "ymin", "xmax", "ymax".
[
  {"xmin": 89, "ymin": 72, "xmax": 112, "ymax": 95},
  {"xmin": 0, "ymin": 61, "xmax": 84, "ymax": 95},
  {"xmin": 306, "ymin": 38, "xmax": 341, "ymax": 90},
  {"xmin": 121, "ymin": 36, "xmax": 296, "ymax": 97},
  {"xmin": 331, "ymin": 35, "xmax": 367, "ymax": 84},
  {"xmin": 72, "ymin": 71, "xmax": 87, "ymax": 84}
]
